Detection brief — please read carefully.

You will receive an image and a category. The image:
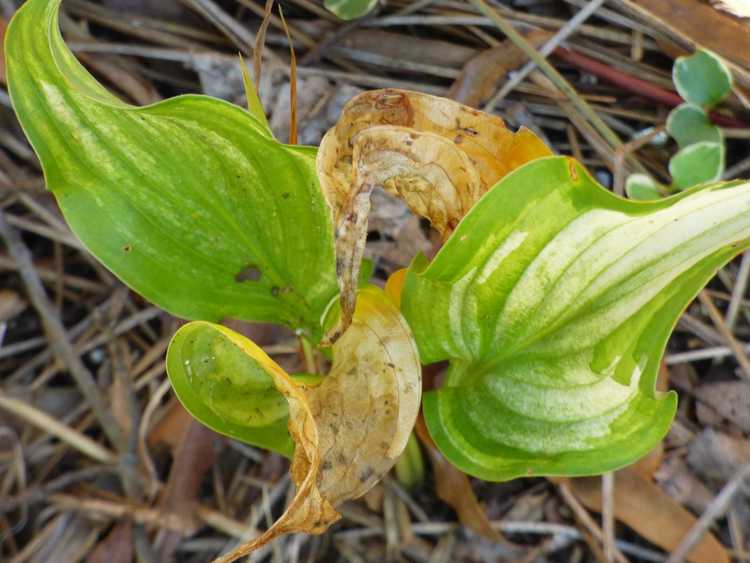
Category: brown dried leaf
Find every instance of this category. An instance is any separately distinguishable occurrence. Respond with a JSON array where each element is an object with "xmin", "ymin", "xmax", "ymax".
[
  {"xmin": 414, "ymin": 414, "xmax": 503, "ymax": 543},
  {"xmin": 215, "ymin": 286, "xmax": 421, "ymax": 562},
  {"xmin": 86, "ymin": 521, "xmax": 133, "ymax": 563},
  {"xmin": 687, "ymin": 428, "xmax": 750, "ymax": 483},
  {"xmin": 318, "ymin": 89, "xmax": 551, "ymax": 341},
  {"xmin": 569, "ymin": 469, "xmax": 729, "ymax": 563},
  {"xmin": 695, "ymin": 381, "xmax": 750, "ymax": 432},
  {"xmin": 447, "ymin": 29, "xmax": 553, "ymax": 107},
  {"xmin": 253, "ymin": 0, "xmax": 274, "ymax": 91},
  {"xmin": 622, "ymin": 0, "xmax": 750, "ymax": 79},
  {"xmin": 157, "ymin": 417, "xmax": 218, "ymax": 560},
  {"xmin": 657, "ymin": 455, "xmax": 715, "ymax": 514},
  {"xmin": 146, "ymin": 398, "xmax": 192, "ymax": 451}
]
